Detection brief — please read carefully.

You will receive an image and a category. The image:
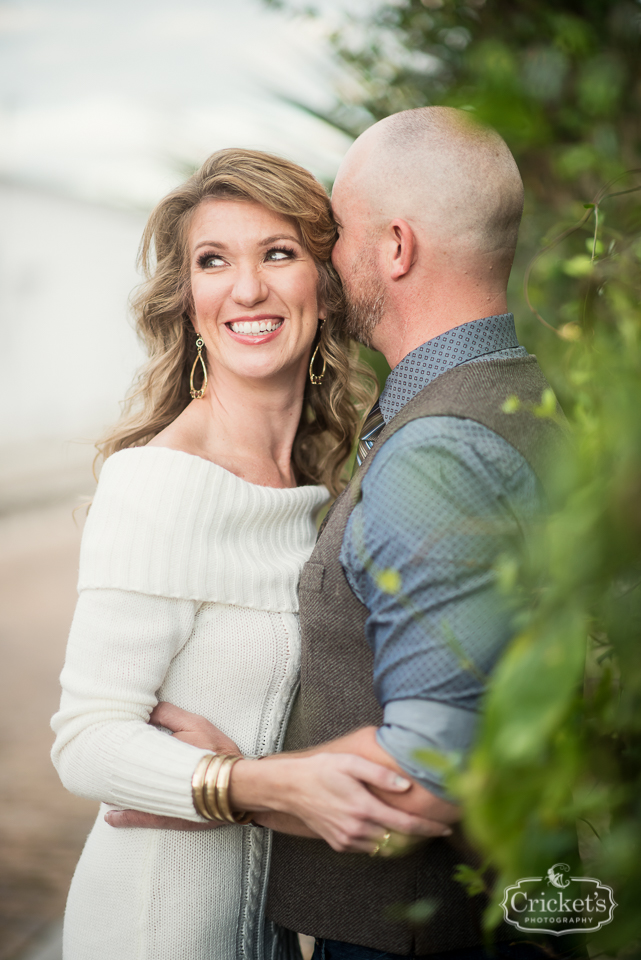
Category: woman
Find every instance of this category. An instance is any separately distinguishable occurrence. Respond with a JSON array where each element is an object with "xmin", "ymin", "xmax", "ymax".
[{"xmin": 51, "ymin": 149, "xmax": 382, "ymax": 960}]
